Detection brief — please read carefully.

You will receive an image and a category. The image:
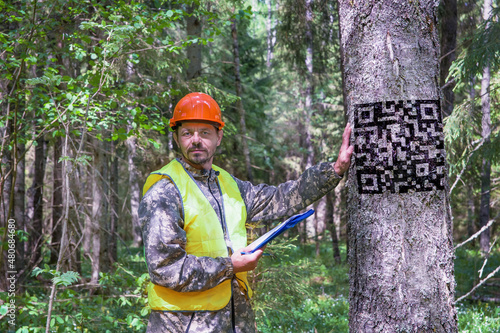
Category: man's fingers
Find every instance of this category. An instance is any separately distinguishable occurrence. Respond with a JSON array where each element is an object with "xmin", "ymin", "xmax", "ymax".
[{"xmin": 341, "ymin": 123, "xmax": 352, "ymax": 148}]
